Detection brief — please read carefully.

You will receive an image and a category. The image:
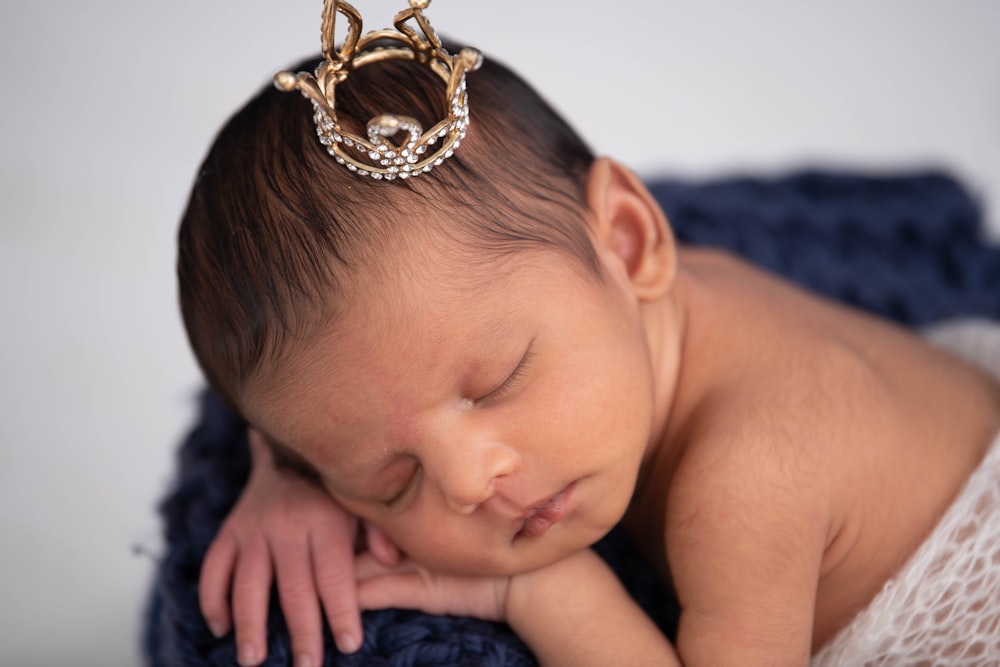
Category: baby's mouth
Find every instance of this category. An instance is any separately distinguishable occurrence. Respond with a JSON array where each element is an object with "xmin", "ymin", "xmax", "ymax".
[{"xmin": 514, "ymin": 481, "xmax": 577, "ymax": 539}]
